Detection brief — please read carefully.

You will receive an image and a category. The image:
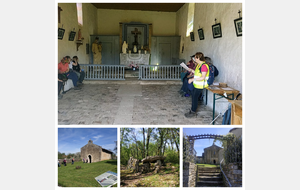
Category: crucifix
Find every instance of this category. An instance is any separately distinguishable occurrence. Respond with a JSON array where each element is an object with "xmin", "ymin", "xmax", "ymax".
[{"xmin": 131, "ymin": 28, "xmax": 141, "ymax": 45}]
